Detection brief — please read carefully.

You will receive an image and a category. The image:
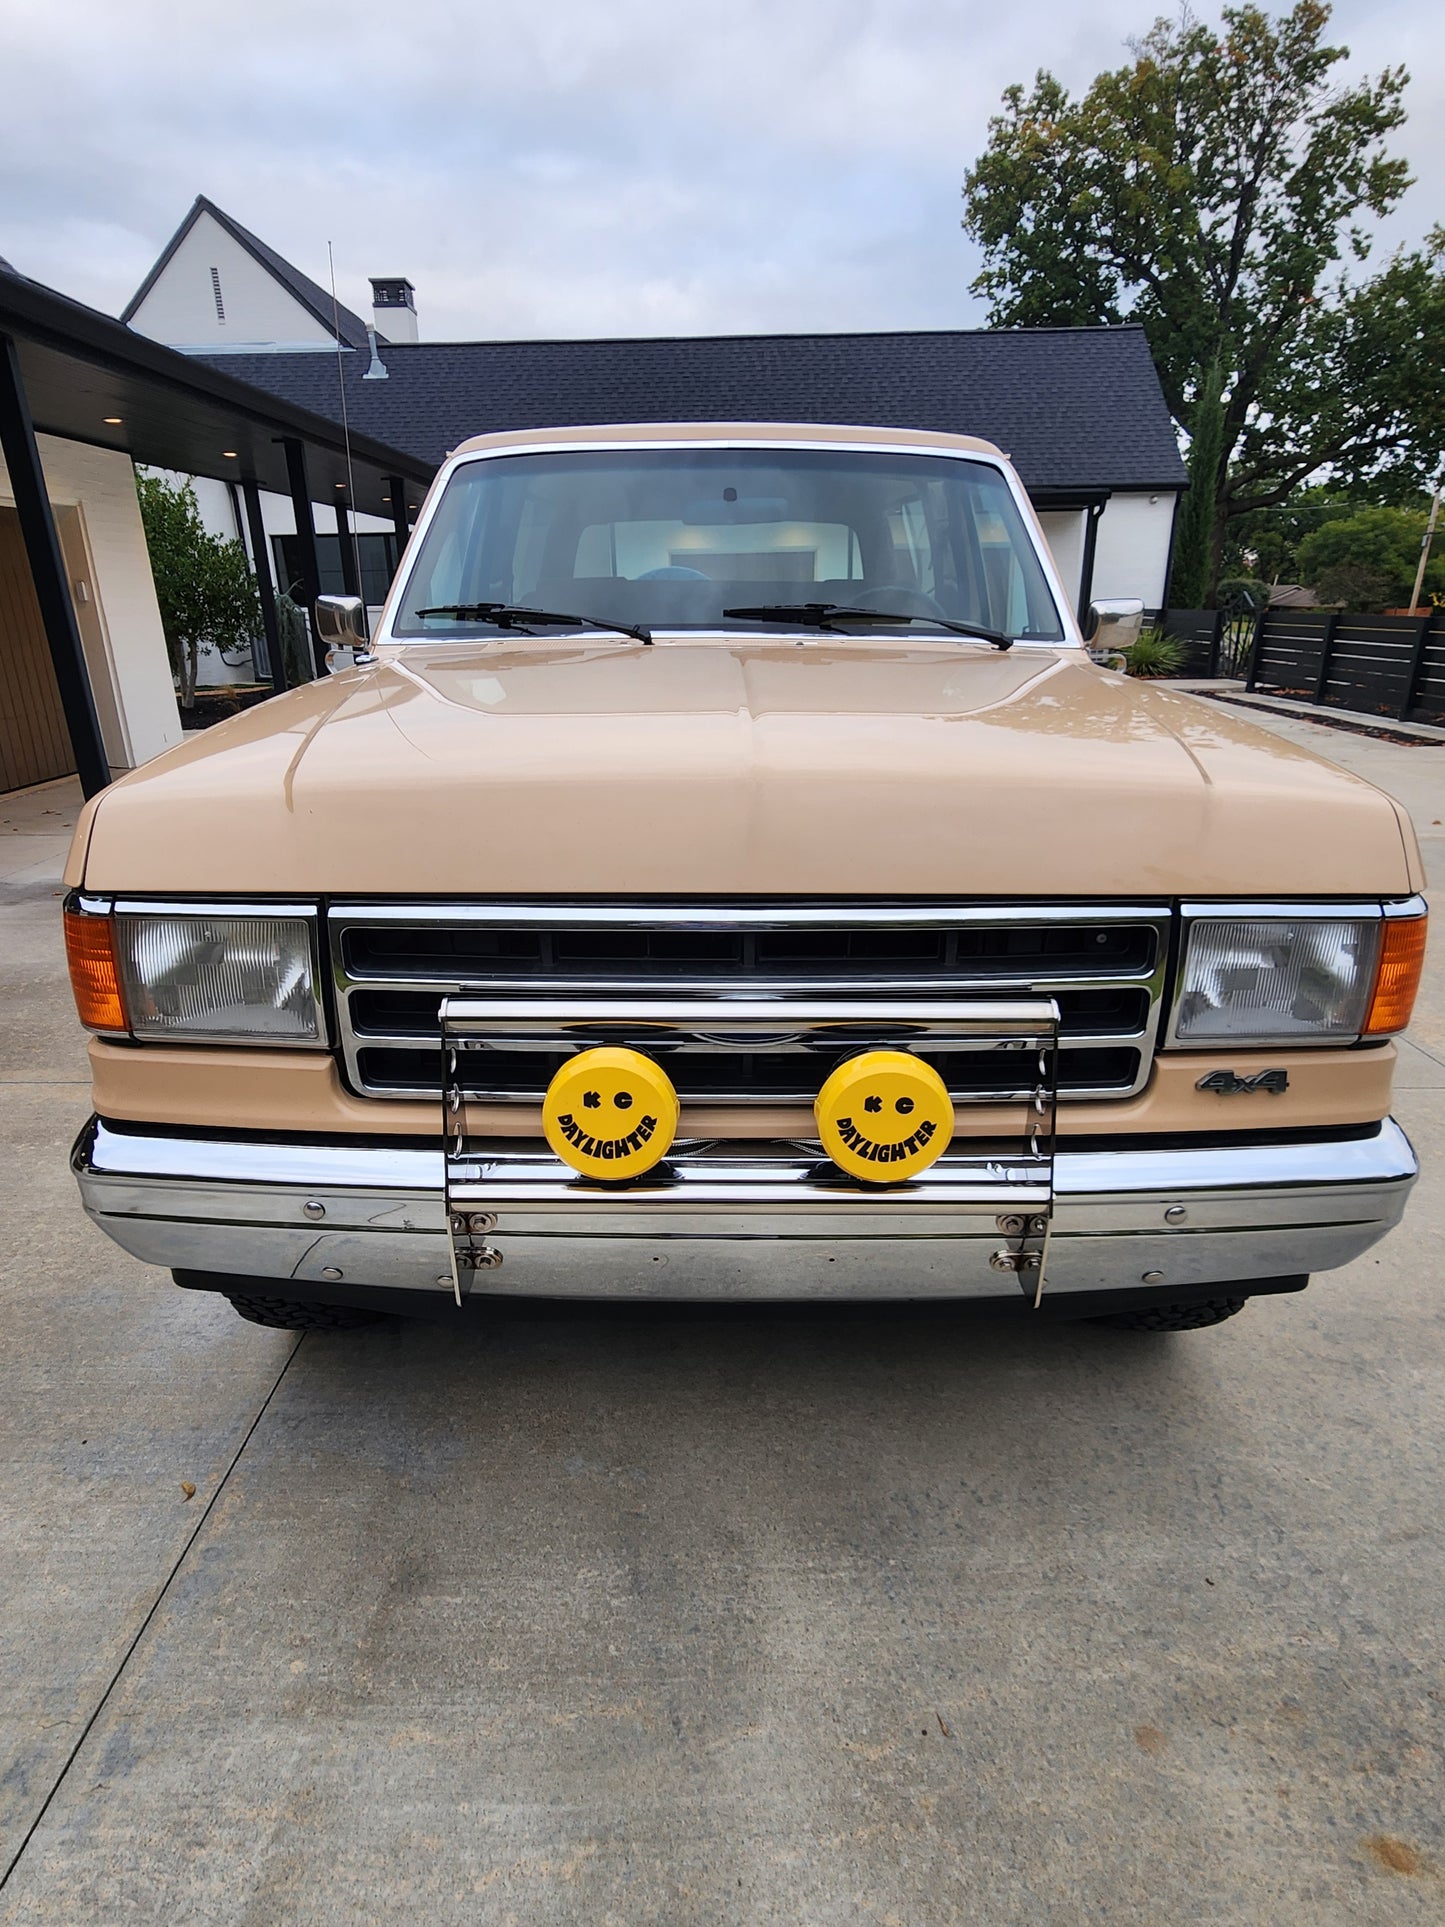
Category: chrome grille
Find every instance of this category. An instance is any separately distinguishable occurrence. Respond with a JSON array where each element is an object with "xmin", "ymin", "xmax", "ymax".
[{"xmin": 329, "ymin": 903, "xmax": 1171, "ymax": 1104}]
